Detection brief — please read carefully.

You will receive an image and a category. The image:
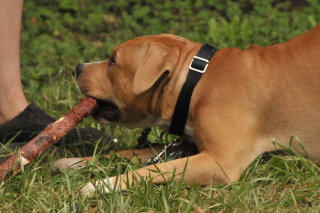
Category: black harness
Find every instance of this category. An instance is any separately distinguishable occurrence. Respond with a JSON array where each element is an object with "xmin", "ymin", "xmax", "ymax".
[{"xmin": 145, "ymin": 44, "xmax": 218, "ymax": 166}]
